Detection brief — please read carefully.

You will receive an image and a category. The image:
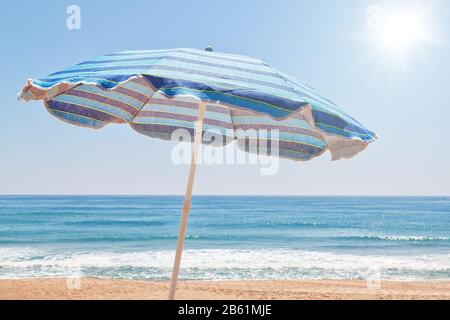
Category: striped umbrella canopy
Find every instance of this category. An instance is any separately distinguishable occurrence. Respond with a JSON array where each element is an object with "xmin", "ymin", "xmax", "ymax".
[{"xmin": 20, "ymin": 47, "xmax": 376, "ymax": 299}]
